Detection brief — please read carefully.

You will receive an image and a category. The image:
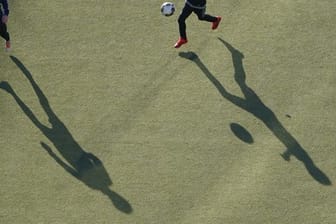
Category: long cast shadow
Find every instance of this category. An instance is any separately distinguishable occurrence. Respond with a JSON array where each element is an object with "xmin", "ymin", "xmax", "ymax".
[
  {"xmin": 179, "ymin": 39, "xmax": 331, "ymax": 185},
  {"xmin": 0, "ymin": 56, "xmax": 133, "ymax": 213}
]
